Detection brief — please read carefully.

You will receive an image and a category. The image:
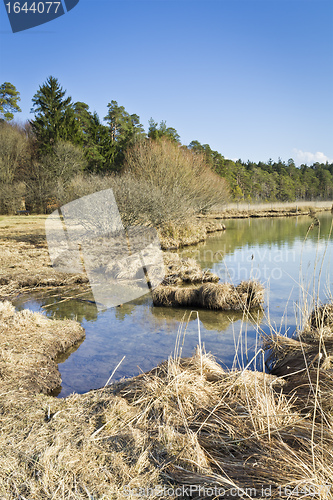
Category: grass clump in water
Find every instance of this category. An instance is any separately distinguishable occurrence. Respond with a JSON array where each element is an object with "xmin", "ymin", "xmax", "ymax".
[
  {"xmin": 152, "ymin": 280, "xmax": 264, "ymax": 311},
  {"xmin": 162, "ymin": 251, "xmax": 219, "ymax": 286}
]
